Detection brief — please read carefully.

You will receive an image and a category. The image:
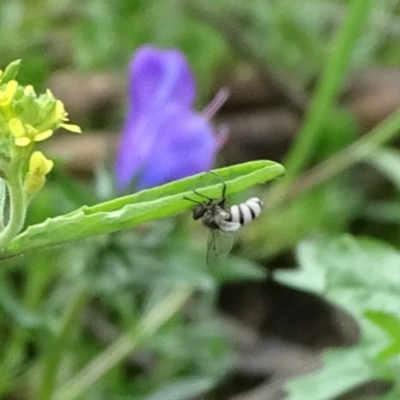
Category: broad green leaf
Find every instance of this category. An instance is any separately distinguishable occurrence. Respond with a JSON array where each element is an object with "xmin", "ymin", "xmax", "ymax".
[
  {"xmin": 2, "ymin": 160, "xmax": 284, "ymax": 258},
  {"xmin": 284, "ymin": 347, "xmax": 376, "ymax": 400},
  {"xmin": 277, "ymin": 235, "xmax": 400, "ymax": 400},
  {"xmin": 276, "ymin": 236, "xmax": 400, "ymax": 325},
  {"xmin": 365, "ymin": 311, "xmax": 400, "ymax": 342},
  {"xmin": 365, "ymin": 311, "xmax": 400, "ymax": 360}
]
